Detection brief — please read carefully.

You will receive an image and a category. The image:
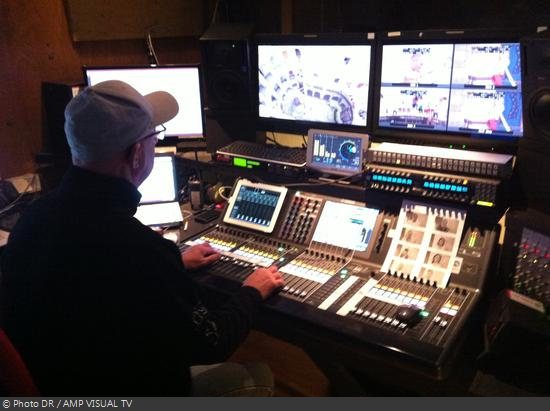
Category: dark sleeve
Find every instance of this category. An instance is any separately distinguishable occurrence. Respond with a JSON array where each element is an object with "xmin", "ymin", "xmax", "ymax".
[
  {"xmin": 152, "ymin": 237, "xmax": 264, "ymax": 364},
  {"xmin": 185, "ymin": 285, "xmax": 263, "ymax": 365}
]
